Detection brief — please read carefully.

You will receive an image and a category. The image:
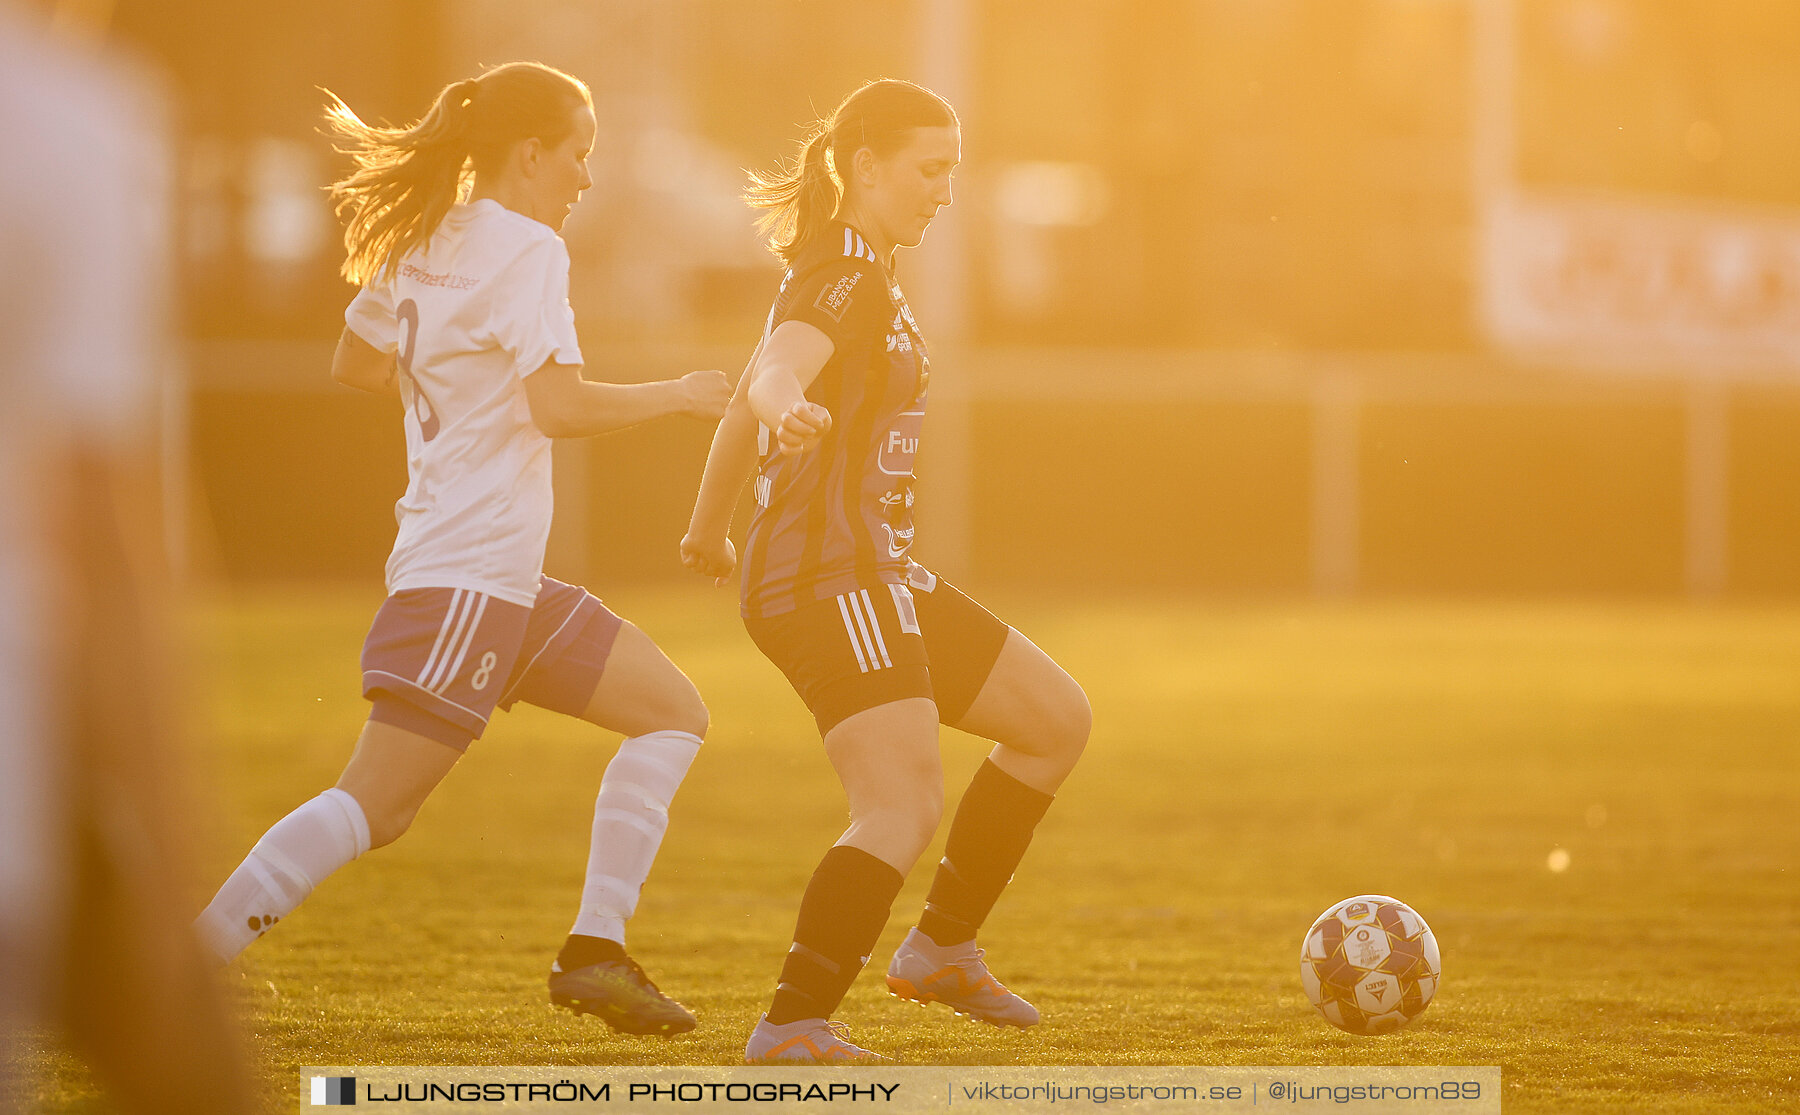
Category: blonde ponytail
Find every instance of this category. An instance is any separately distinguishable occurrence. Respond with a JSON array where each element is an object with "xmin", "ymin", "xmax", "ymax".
[
  {"xmin": 325, "ymin": 81, "xmax": 475, "ymax": 284},
  {"xmin": 326, "ymin": 62, "xmax": 590, "ymax": 284}
]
